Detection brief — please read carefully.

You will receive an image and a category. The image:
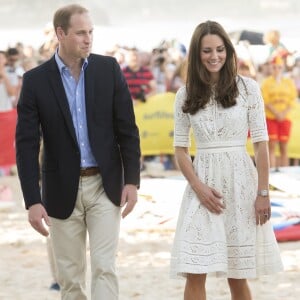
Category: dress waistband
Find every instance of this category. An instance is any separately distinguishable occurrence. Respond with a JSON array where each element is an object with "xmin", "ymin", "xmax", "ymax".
[{"xmin": 197, "ymin": 145, "xmax": 245, "ymax": 153}]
